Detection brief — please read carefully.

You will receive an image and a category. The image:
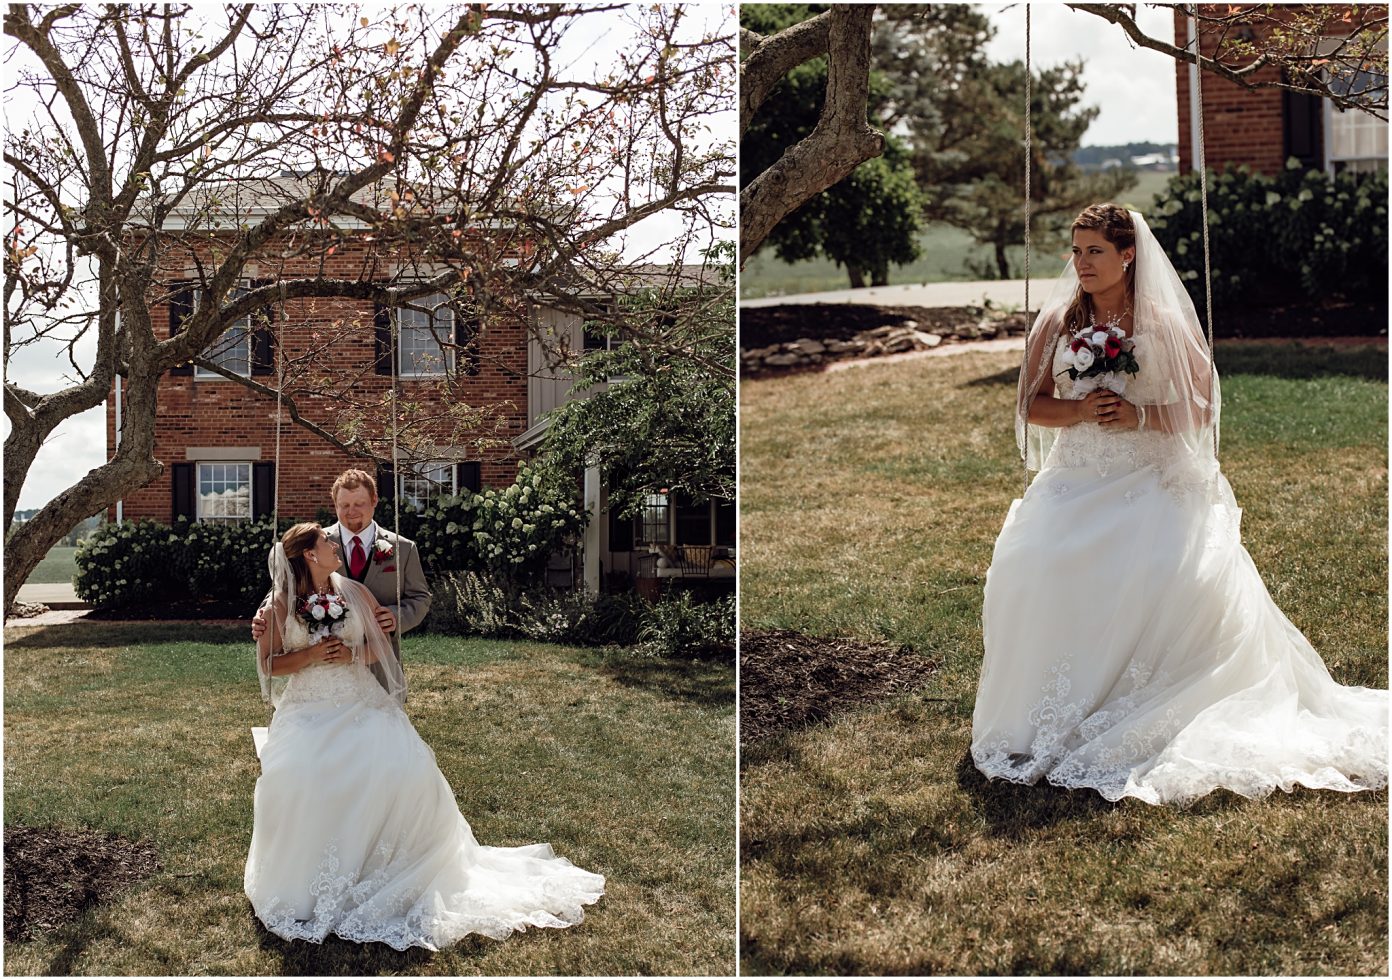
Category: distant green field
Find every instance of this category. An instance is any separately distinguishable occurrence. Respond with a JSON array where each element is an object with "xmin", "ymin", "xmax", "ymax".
[
  {"xmin": 26, "ymin": 546, "xmax": 78, "ymax": 586},
  {"xmin": 741, "ymin": 170, "xmax": 1176, "ymax": 299}
]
